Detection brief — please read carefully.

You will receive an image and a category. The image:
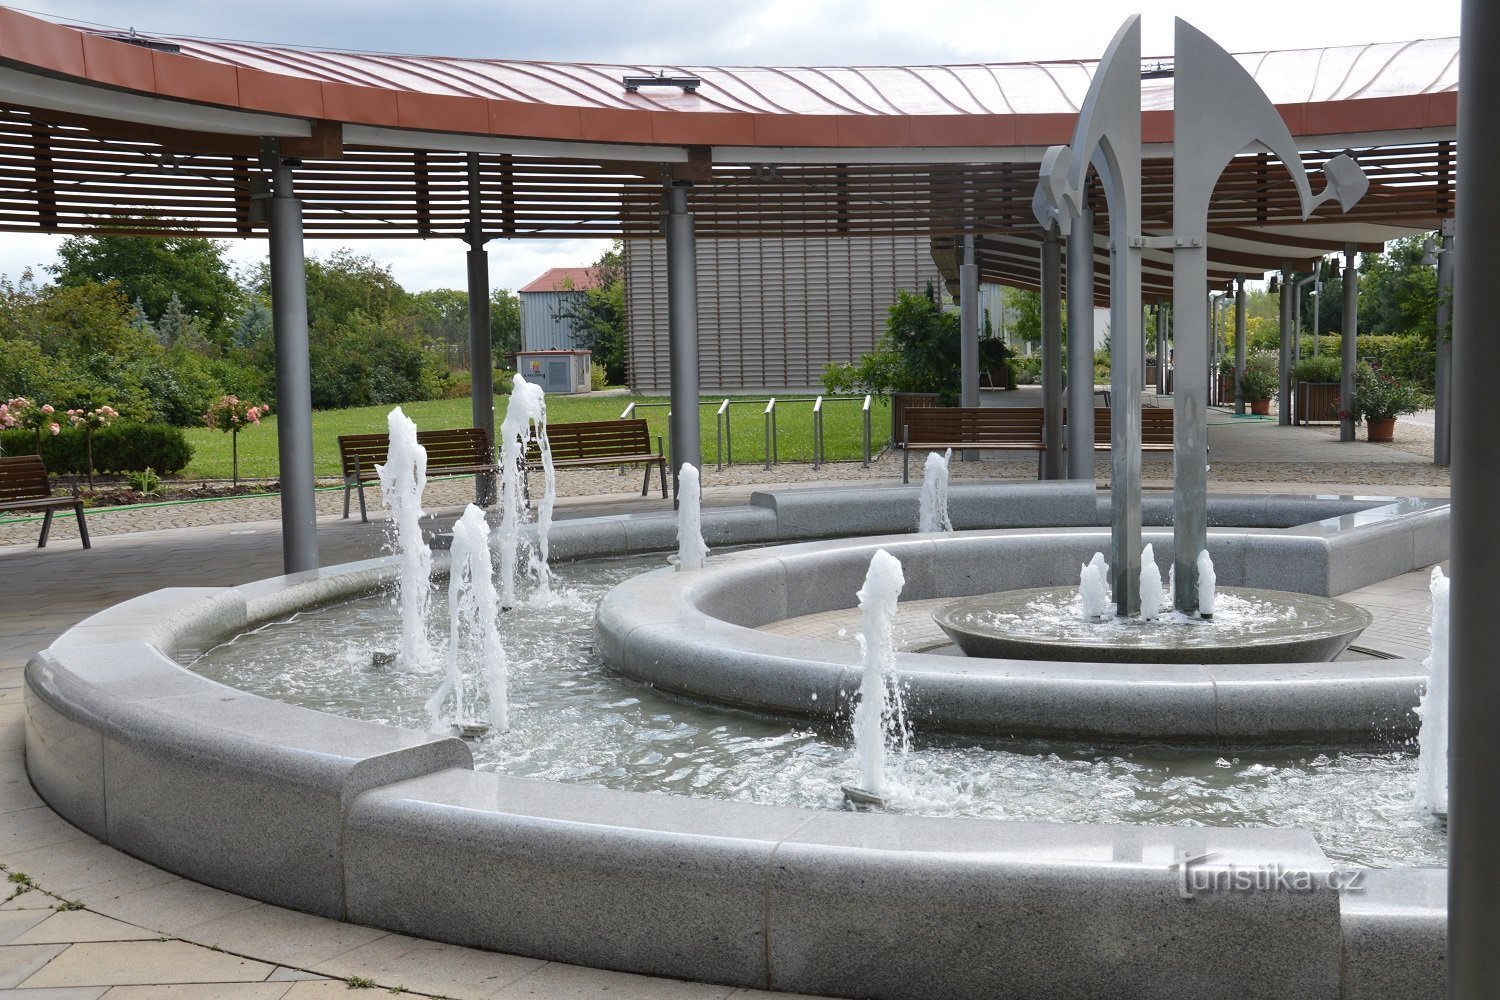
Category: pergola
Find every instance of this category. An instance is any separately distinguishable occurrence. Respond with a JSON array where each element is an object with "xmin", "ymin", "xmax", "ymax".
[{"xmin": 0, "ymin": 8, "xmax": 1458, "ymax": 573}]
